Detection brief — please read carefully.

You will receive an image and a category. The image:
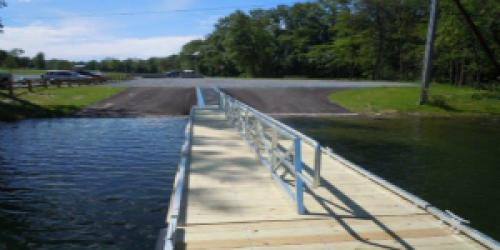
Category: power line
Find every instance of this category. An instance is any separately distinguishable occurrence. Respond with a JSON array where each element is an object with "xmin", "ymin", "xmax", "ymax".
[{"xmin": 4, "ymin": 2, "xmax": 295, "ymax": 21}]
